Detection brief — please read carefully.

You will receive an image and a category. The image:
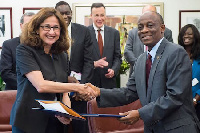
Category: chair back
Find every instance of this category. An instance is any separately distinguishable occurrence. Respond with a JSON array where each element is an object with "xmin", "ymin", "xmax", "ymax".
[
  {"xmin": 87, "ymin": 99, "xmax": 144, "ymax": 133},
  {"xmin": 0, "ymin": 90, "xmax": 17, "ymax": 132}
]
